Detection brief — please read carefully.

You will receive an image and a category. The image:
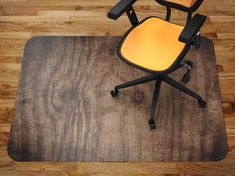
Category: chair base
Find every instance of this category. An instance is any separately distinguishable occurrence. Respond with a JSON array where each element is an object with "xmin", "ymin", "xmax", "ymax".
[{"xmin": 111, "ymin": 61, "xmax": 206, "ymax": 130}]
